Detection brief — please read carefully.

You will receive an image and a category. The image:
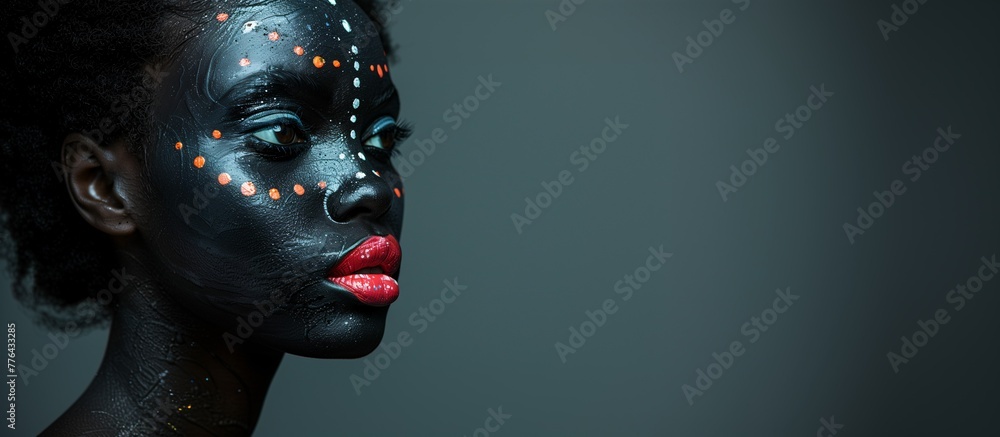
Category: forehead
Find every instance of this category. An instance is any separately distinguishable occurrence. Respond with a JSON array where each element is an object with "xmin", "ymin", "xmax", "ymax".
[{"xmin": 181, "ymin": 0, "xmax": 389, "ymax": 97}]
